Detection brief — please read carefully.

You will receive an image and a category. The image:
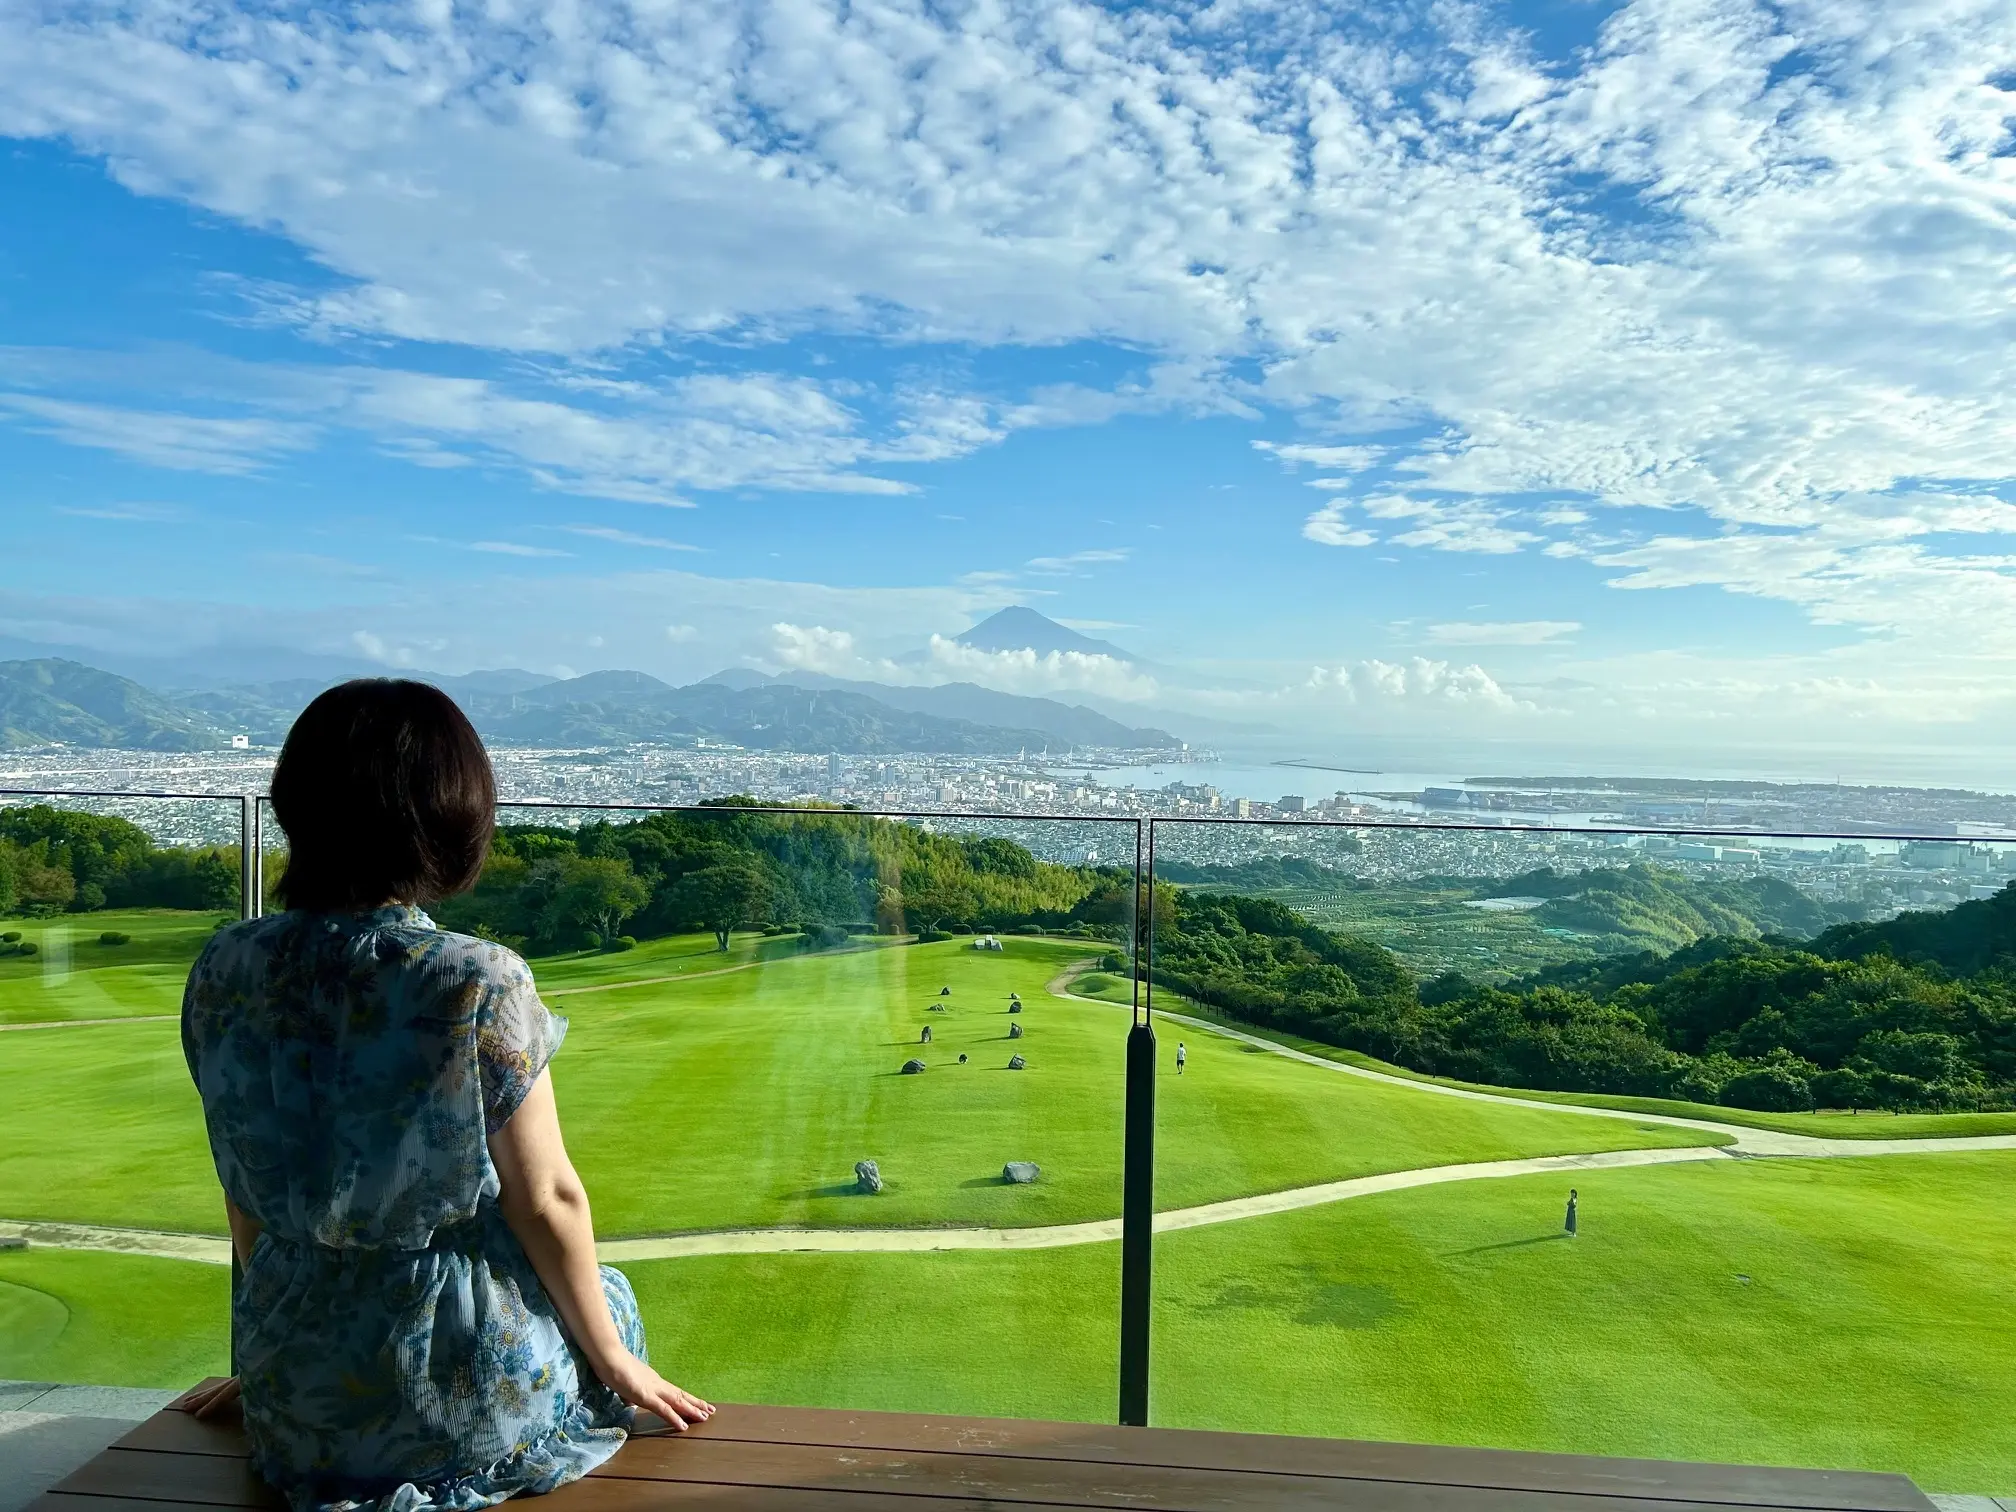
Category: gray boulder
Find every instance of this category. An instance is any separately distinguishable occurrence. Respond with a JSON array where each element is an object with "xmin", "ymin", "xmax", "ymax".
[
  {"xmin": 920, "ymin": 1025, "xmax": 933, "ymax": 1043},
  {"xmin": 855, "ymin": 1159, "xmax": 883, "ymax": 1194},
  {"xmin": 1007, "ymin": 1054, "xmax": 1026, "ymax": 1070},
  {"xmin": 1008, "ymin": 1001, "xmax": 1021, "ymax": 1014},
  {"xmin": 0, "ymin": 1235, "xmax": 25, "ymax": 1252},
  {"xmin": 1008, "ymin": 1021, "xmax": 1023, "ymax": 1040},
  {"xmin": 1002, "ymin": 1161, "xmax": 1040, "ymax": 1184},
  {"xmin": 901, "ymin": 1058, "xmax": 927, "ymax": 1075},
  {"xmin": 958, "ymin": 1053, "xmax": 969, "ymax": 1063},
  {"xmin": 939, "ymin": 985, "xmax": 951, "ymax": 995}
]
